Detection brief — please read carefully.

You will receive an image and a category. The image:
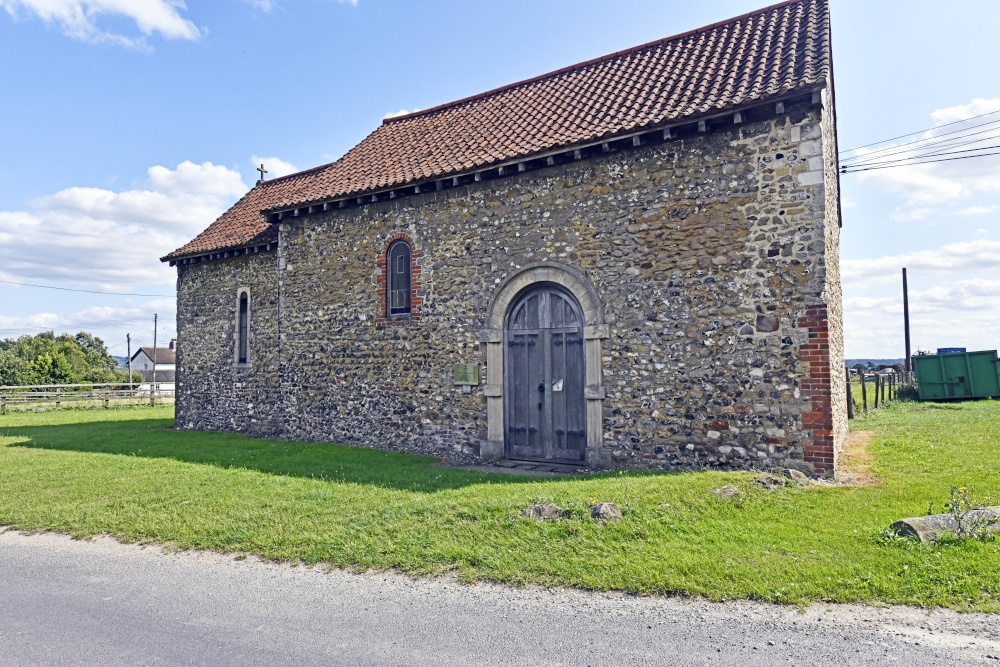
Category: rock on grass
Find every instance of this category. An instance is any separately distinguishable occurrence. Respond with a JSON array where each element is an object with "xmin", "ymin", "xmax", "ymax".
[
  {"xmin": 754, "ymin": 474, "xmax": 788, "ymax": 490},
  {"xmin": 710, "ymin": 485, "xmax": 741, "ymax": 499},
  {"xmin": 590, "ymin": 502, "xmax": 622, "ymax": 523},
  {"xmin": 522, "ymin": 503, "xmax": 563, "ymax": 520},
  {"xmin": 785, "ymin": 469, "xmax": 809, "ymax": 486}
]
